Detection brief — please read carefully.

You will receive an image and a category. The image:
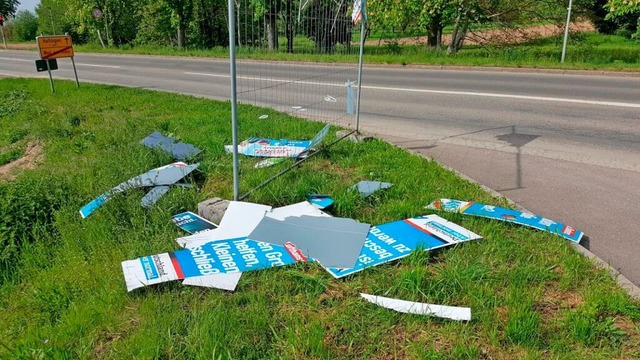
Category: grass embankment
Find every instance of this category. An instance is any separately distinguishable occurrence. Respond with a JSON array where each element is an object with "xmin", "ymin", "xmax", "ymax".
[
  {"xmin": 69, "ymin": 32, "xmax": 640, "ymax": 71},
  {"xmin": 1, "ymin": 78, "xmax": 639, "ymax": 359}
]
